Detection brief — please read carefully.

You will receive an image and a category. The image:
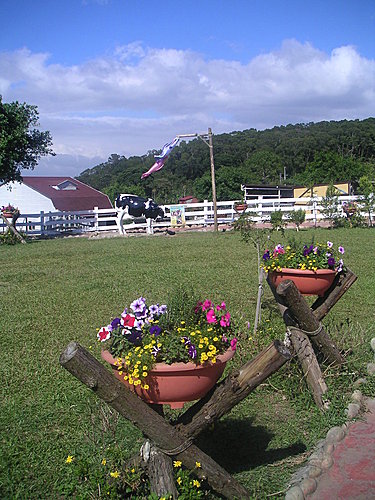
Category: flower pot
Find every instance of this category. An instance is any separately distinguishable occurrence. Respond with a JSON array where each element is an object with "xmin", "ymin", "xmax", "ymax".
[
  {"xmin": 101, "ymin": 348, "xmax": 235, "ymax": 409},
  {"xmin": 268, "ymin": 268, "xmax": 336, "ymax": 296},
  {"xmin": 234, "ymin": 204, "xmax": 247, "ymax": 213}
]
